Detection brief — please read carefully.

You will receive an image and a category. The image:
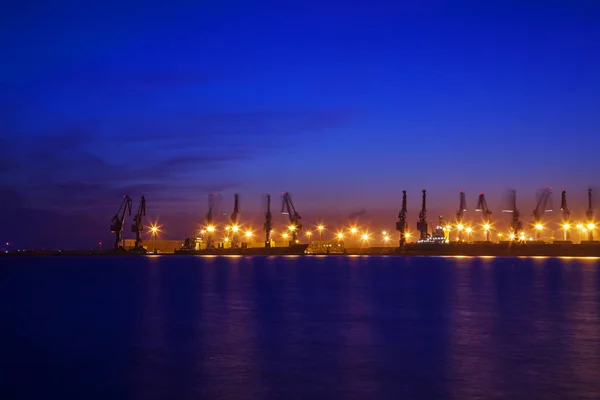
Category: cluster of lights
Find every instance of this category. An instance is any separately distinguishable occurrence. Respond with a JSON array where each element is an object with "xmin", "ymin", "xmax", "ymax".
[{"xmin": 159, "ymin": 220, "xmax": 600, "ymax": 245}]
